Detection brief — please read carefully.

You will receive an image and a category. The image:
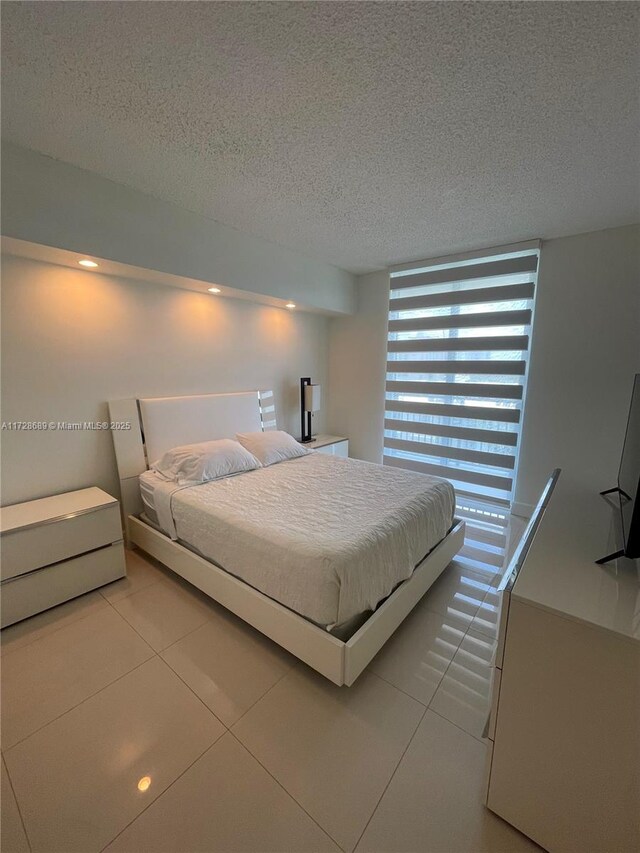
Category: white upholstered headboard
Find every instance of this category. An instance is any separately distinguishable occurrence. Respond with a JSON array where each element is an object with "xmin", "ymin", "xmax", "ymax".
[
  {"xmin": 108, "ymin": 389, "xmax": 276, "ymax": 536},
  {"xmin": 139, "ymin": 392, "xmax": 264, "ymax": 465}
]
